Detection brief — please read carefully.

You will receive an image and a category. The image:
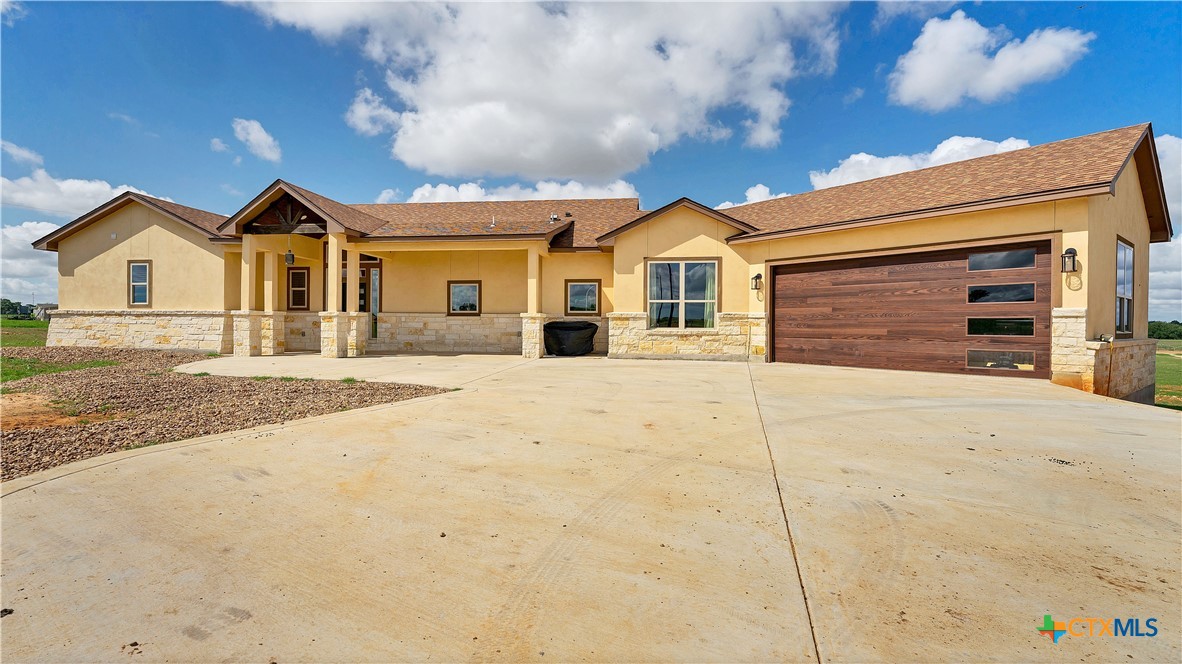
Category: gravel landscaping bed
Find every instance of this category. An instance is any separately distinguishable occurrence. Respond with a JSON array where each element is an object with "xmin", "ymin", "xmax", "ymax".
[{"xmin": 1, "ymin": 348, "xmax": 446, "ymax": 481}]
